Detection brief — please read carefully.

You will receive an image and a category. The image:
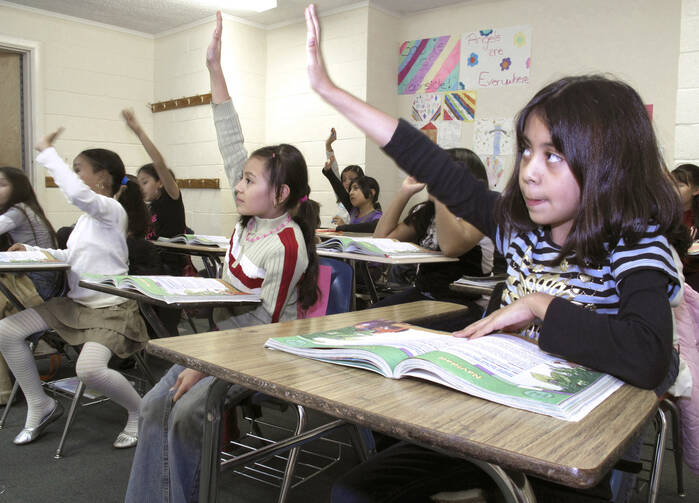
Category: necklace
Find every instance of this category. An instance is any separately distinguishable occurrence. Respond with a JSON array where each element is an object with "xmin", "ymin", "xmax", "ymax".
[{"xmin": 245, "ymin": 215, "xmax": 291, "ymax": 243}]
